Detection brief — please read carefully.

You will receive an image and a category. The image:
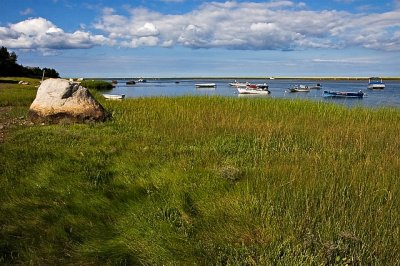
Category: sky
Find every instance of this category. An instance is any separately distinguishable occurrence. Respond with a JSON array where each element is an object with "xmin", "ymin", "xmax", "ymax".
[{"xmin": 1, "ymin": 0, "xmax": 400, "ymax": 78}]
